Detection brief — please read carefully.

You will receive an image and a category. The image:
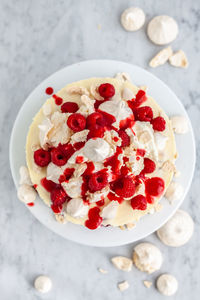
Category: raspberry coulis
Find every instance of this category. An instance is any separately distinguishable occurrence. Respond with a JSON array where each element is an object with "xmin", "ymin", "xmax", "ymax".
[
  {"xmin": 53, "ymin": 94, "xmax": 63, "ymax": 105},
  {"xmin": 45, "ymin": 87, "xmax": 54, "ymax": 95},
  {"xmin": 85, "ymin": 207, "xmax": 103, "ymax": 230},
  {"xmin": 27, "ymin": 202, "xmax": 34, "ymax": 207}
]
